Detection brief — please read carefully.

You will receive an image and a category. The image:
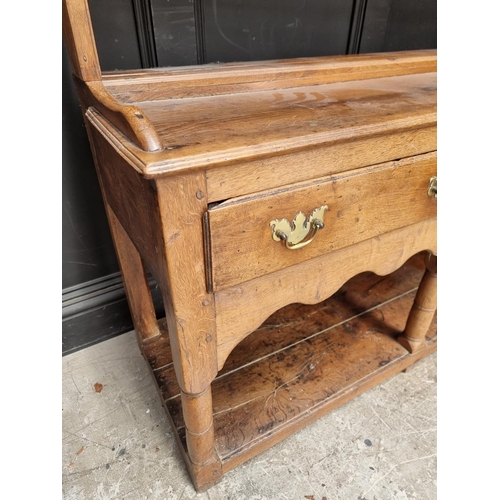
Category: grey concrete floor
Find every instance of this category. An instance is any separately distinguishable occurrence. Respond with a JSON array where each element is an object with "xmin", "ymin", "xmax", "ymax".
[{"xmin": 62, "ymin": 331, "xmax": 437, "ymax": 500}]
